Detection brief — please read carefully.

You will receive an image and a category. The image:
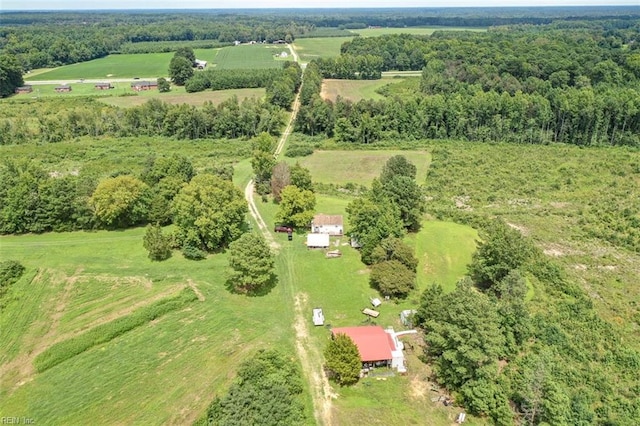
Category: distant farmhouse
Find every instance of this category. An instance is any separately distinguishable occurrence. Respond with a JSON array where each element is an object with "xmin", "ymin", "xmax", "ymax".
[
  {"xmin": 311, "ymin": 214, "xmax": 343, "ymax": 236},
  {"xmin": 95, "ymin": 82, "xmax": 114, "ymax": 90},
  {"xmin": 54, "ymin": 84, "xmax": 72, "ymax": 93},
  {"xmin": 15, "ymin": 85, "xmax": 32, "ymax": 94},
  {"xmin": 194, "ymin": 59, "xmax": 207, "ymax": 69},
  {"xmin": 131, "ymin": 81, "xmax": 157, "ymax": 91}
]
